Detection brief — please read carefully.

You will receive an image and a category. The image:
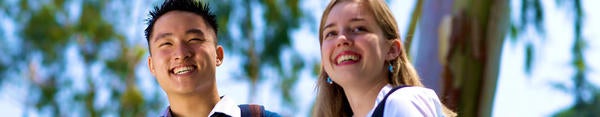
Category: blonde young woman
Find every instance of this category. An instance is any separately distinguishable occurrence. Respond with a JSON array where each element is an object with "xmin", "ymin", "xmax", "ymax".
[{"xmin": 313, "ymin": 0, "xmax": 456, "ymax": 116}]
